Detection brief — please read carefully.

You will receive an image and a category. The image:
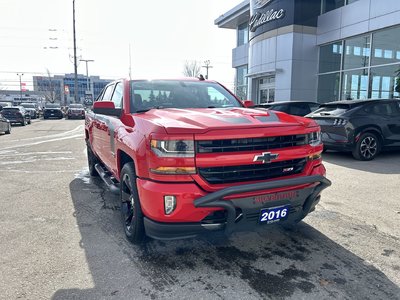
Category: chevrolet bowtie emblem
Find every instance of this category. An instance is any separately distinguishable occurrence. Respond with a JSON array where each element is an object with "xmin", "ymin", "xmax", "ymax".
[{"xmin": 253, "ymin": 152, "xmax": 279, "ymax": 164}]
